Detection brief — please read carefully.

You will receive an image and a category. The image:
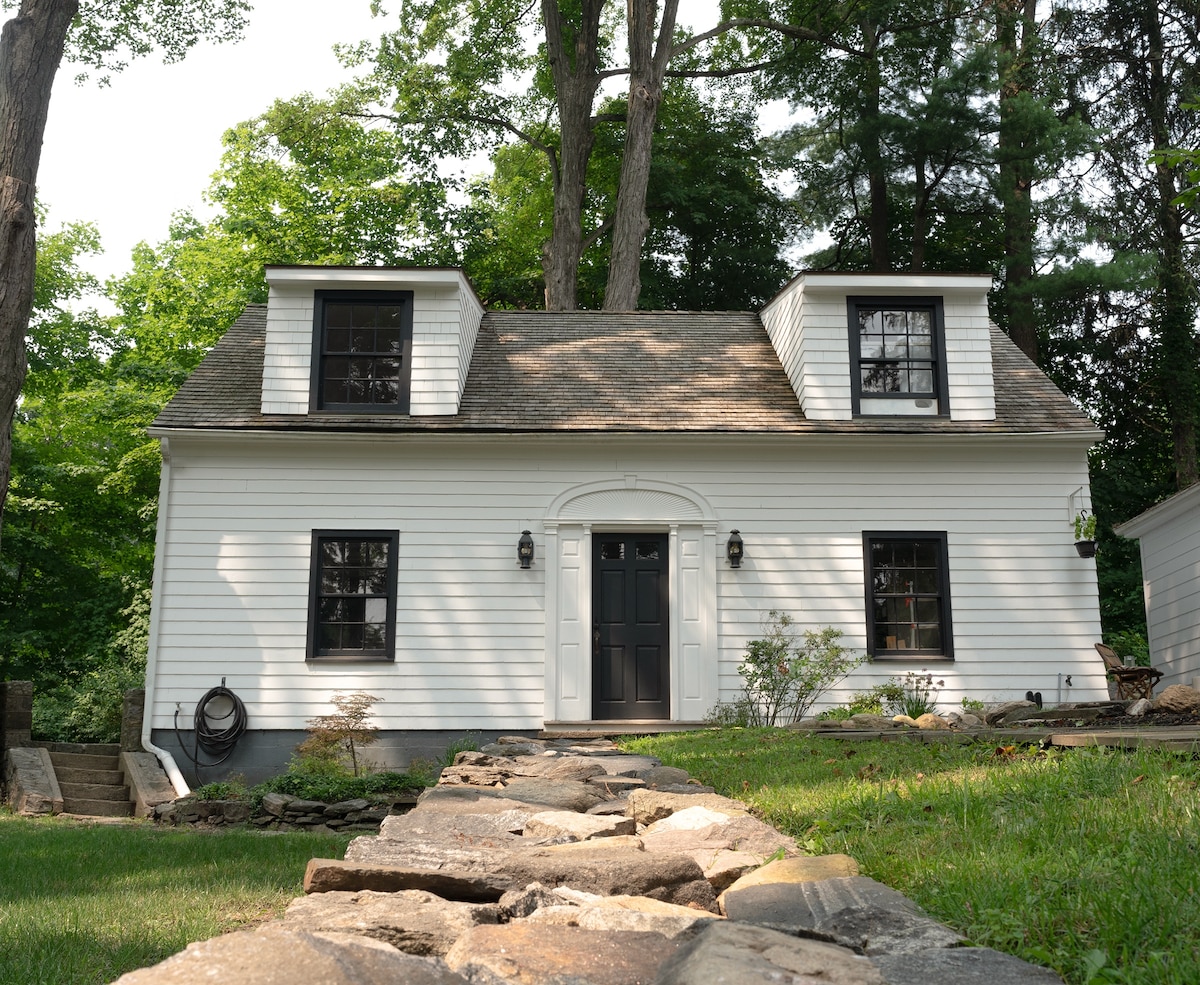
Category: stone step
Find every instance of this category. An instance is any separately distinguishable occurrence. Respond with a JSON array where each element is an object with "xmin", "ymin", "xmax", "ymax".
[
  {"xmin": 40, "ymin": 741, "xmax": 122, "ymax": 756},
  {"xmin": 61, "ymin": 797, "xmax": 133, "ymax": 818},
  {"xmin": 54, "ymin": 766, "xmax": 125, "ymax": 786},
  {"xmin": 48, "ymin": 751, "xmax": 120, "ymax": 772},
  {"xmin": 59, "ymin": 781, "xmax": 131, "ymax": 803}
]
